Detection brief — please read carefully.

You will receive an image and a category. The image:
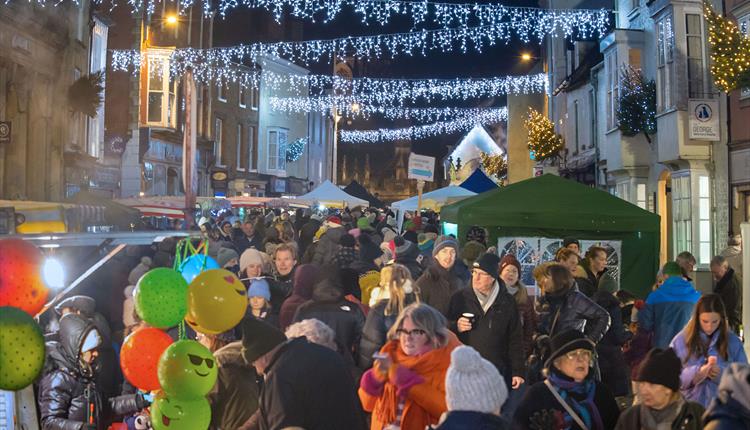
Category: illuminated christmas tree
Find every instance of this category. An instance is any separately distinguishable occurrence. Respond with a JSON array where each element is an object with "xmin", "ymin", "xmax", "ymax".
[
  {"xmin": 525, "ymin": 108, "xmax": 564, "ymax": 162},
  {"xmin": 617, "ymin": 66, "xmax": 657, "ymax": 143},
  {"xmin": 704, "ymin": 1, "xmax": 750, "ymax": 92},
  {"xmin": 479, "ymin": 152, "xmax": 507, "ymax": 180}
]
